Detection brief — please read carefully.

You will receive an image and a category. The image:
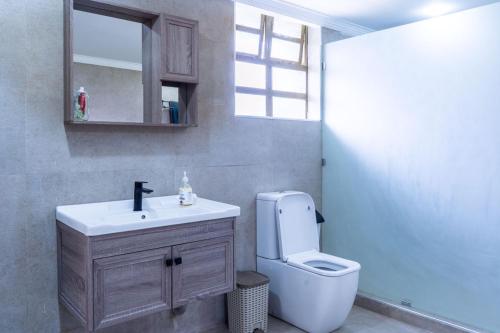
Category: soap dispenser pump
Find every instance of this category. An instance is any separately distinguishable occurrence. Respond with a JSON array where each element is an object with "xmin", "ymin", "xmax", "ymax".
[{"xmin": 179, "ymin": 171, "xmax": 195, "ymax": 206}]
